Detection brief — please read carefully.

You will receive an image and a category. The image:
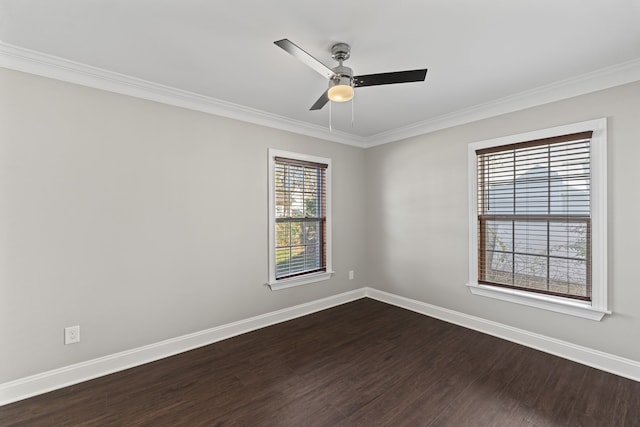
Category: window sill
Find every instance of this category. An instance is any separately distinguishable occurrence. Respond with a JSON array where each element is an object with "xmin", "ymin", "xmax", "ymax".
[
  {"xmin": 267, "ymin": 271, "xmax": 334, "ymax": 291},
  {"xmin": 466, "ymin": 282, "xmax": 610, "ymax": 321}
]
